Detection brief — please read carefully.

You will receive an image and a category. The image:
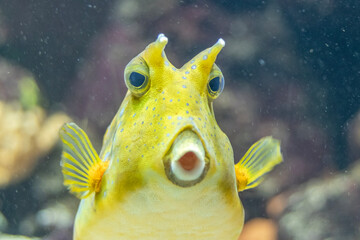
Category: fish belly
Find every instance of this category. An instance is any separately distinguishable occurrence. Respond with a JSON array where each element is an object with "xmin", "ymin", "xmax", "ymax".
[{"xmin": 74, "ymin": 183, "xmax": 244, "ymax": 240}]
